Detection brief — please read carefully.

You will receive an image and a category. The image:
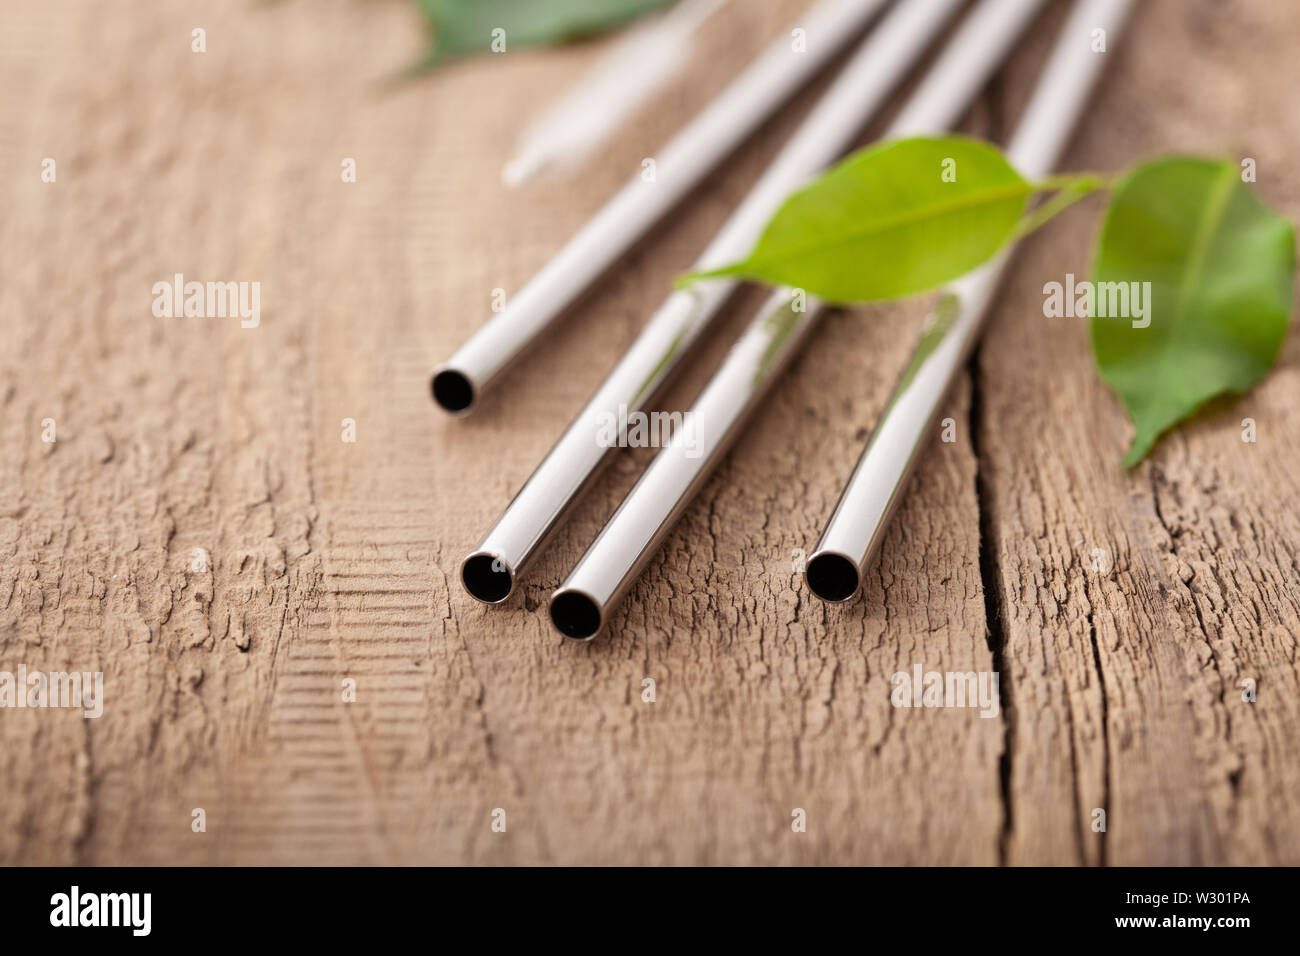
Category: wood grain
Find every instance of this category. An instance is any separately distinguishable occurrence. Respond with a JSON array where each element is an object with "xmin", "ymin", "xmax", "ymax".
[
  {"xmin": 0, "ymin": 0, "xmax": 1295, "ymax": 865},
  {"xmin": 975, "ymin": 0, "xmax": 1300, "ymax": 865}
]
